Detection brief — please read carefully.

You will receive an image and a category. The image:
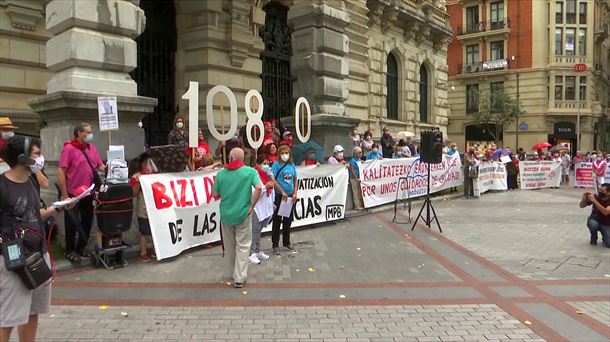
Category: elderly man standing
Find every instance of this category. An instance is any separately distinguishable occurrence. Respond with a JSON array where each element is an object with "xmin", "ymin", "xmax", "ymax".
[
  {"xmin": 57, "ymin": 123, "xmax": 105, "ymax": 263},
  {"xmin": 213, "ymin": 148, "xmax": 262, "ymax": 288}
]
